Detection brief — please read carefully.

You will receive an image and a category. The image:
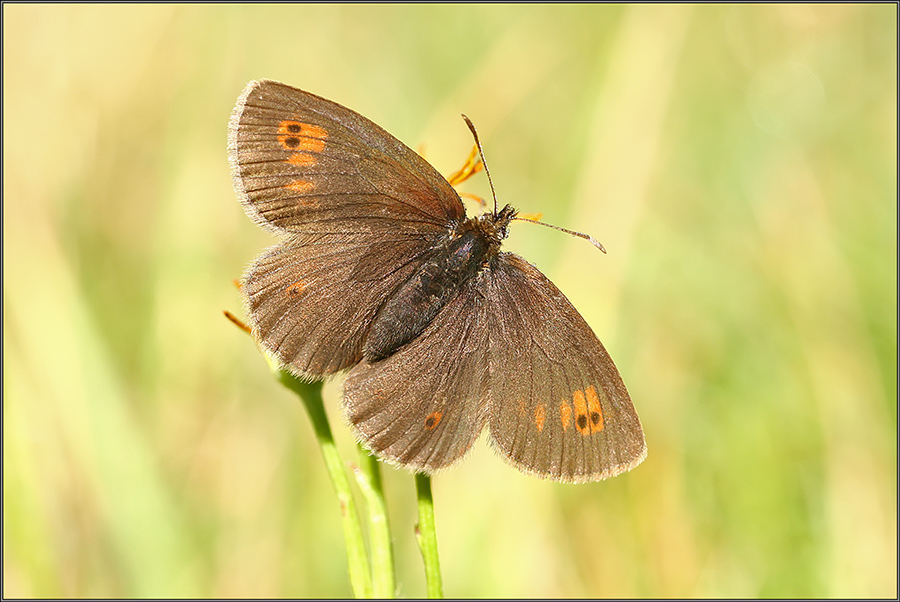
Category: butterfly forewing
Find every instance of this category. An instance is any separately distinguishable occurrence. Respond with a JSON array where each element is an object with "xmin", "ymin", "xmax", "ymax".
[
  {"xmin": 229, "ymin": 80, "xmax": 465, "ymax": 234},
  {"xmin": 484, "ymin": 254, "xmax": 646, "ymax": 482}
]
